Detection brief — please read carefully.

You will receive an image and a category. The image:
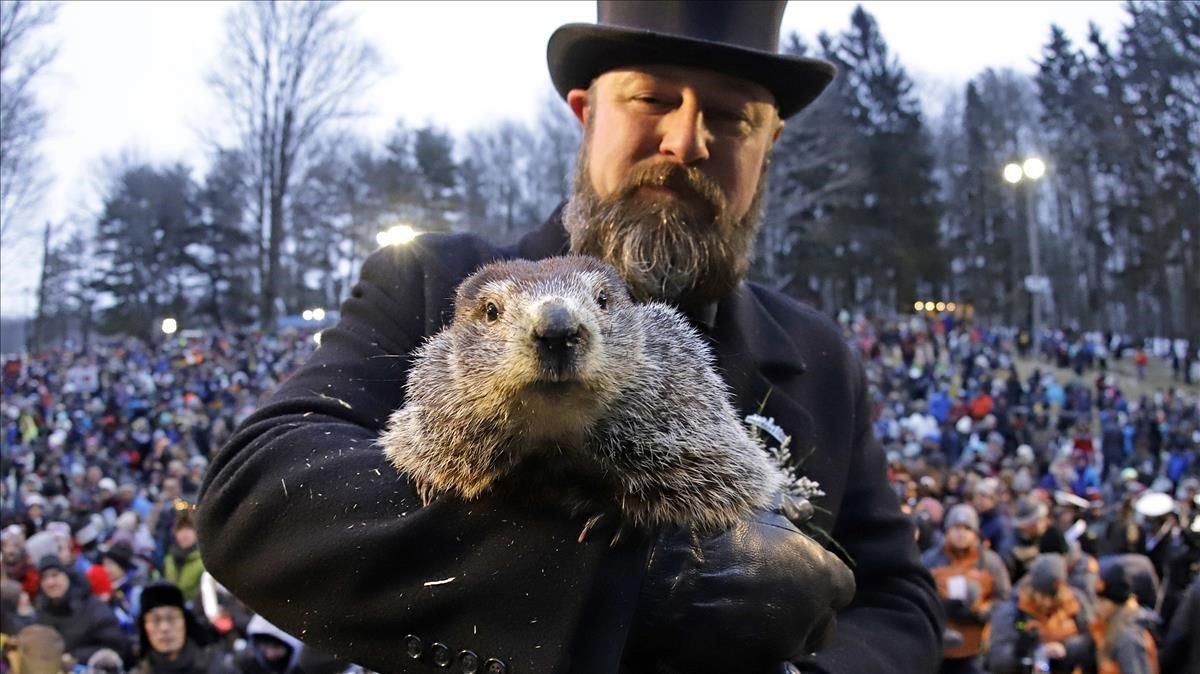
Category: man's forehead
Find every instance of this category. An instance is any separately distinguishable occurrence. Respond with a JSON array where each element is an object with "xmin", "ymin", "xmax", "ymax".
[{"xmin": 601, "ymin": 65, "xmax": 776, "ymax": 105}]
